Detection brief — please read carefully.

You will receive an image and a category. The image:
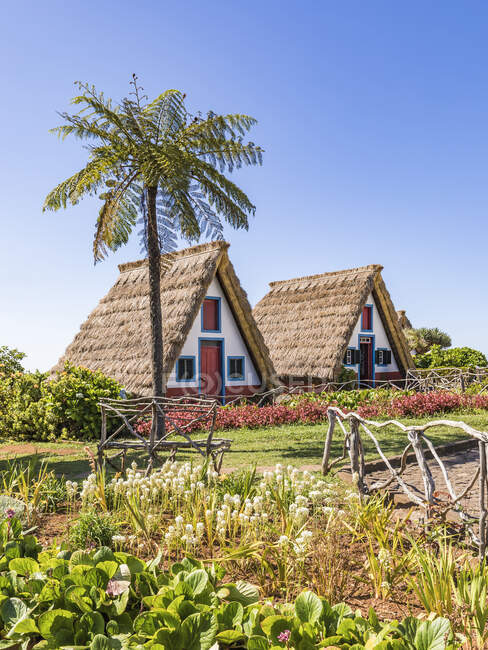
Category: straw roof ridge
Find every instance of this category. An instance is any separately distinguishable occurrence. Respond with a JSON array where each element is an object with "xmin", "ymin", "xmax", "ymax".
[
  {"xmin": 118, "ymin": 241, "xmax": 229, "ymax": 273},
  {"xmin": 268, "ymin": 264, "xmax": 383, "ymax": 289}
]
